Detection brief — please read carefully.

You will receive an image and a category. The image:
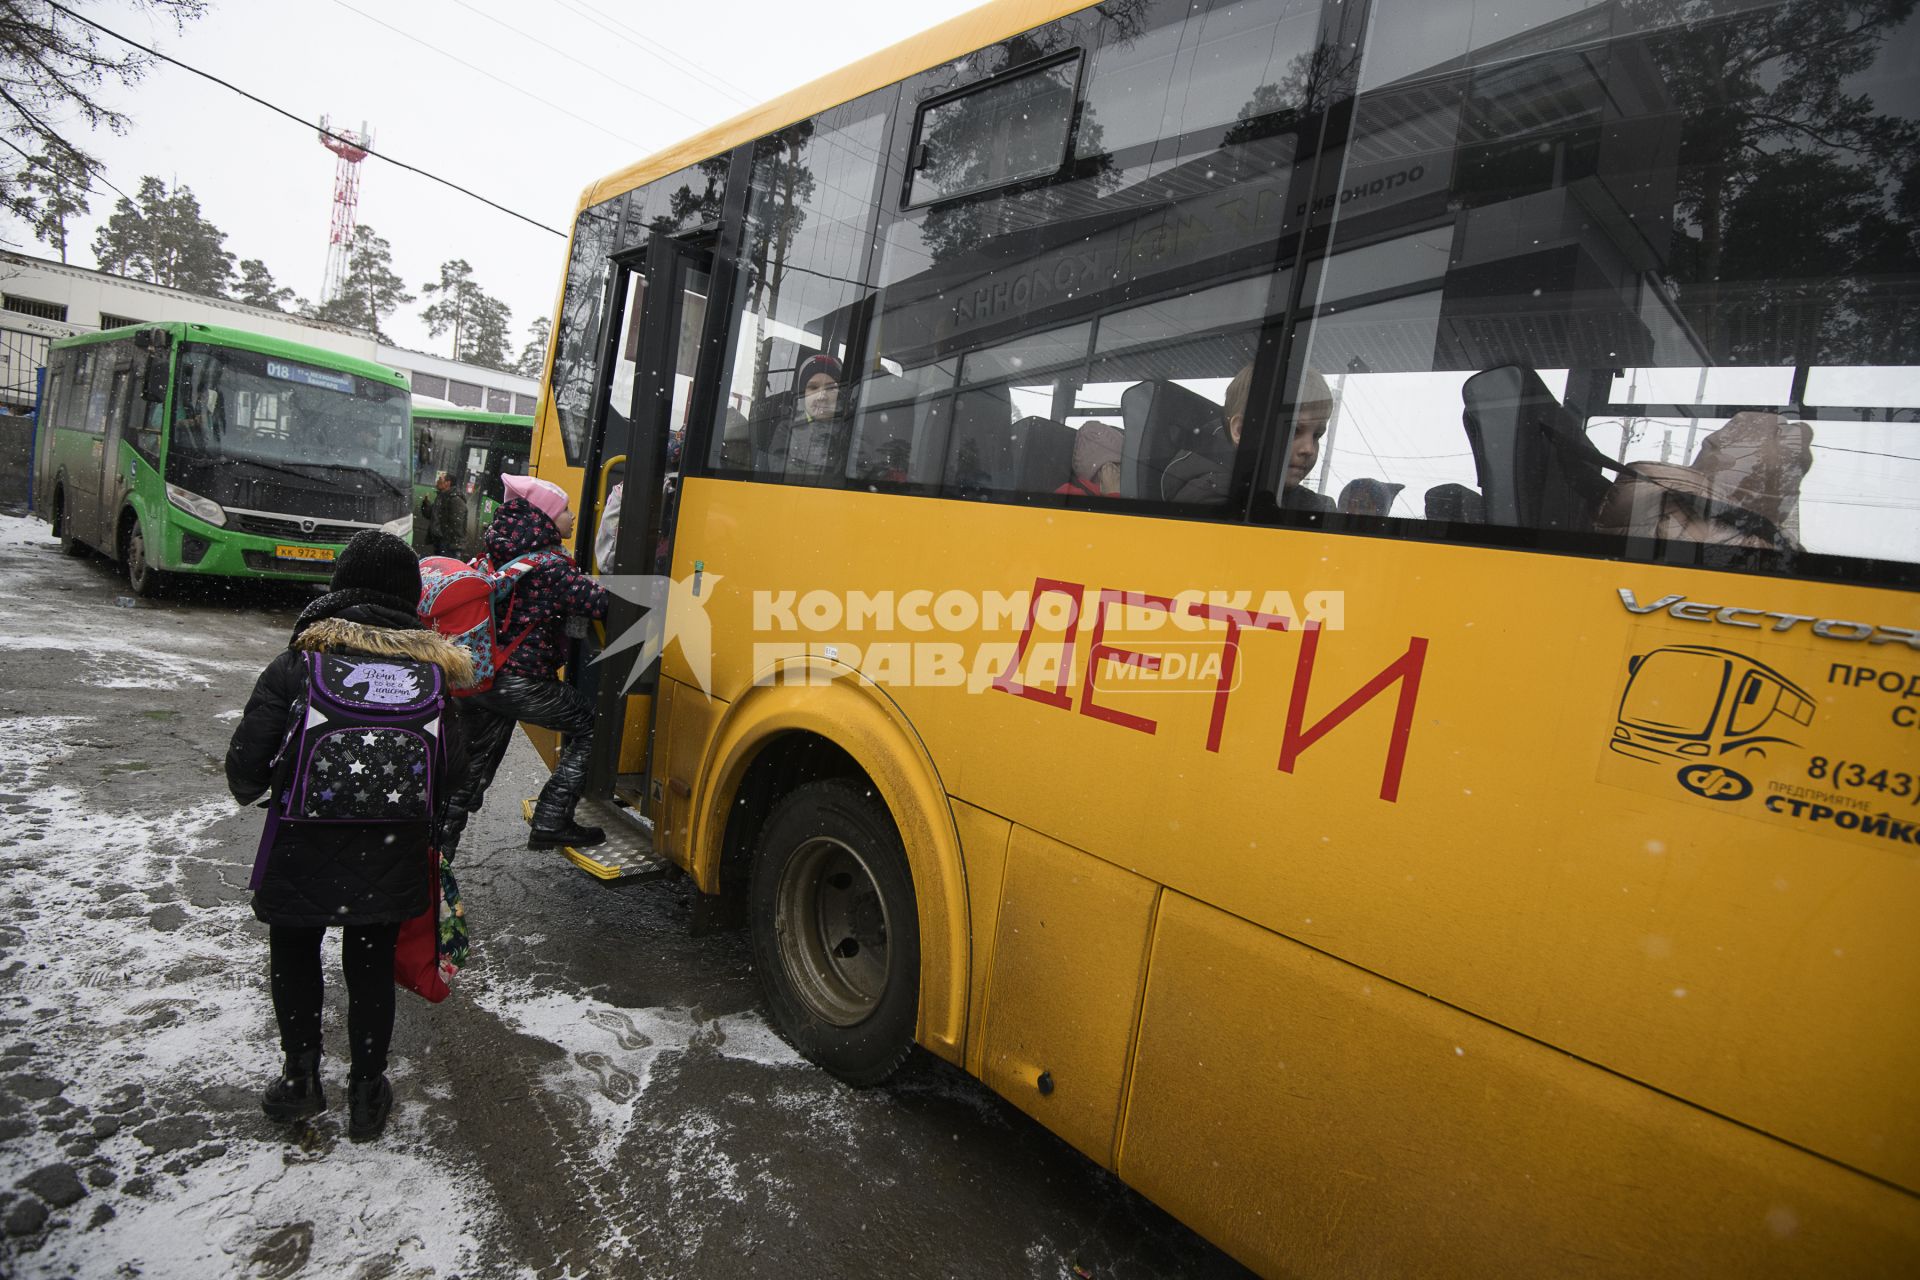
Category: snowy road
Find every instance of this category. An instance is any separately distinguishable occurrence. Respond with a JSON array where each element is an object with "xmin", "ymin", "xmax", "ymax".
[{"xmin": 0, "ymin": 512, "xmax": 1250, "ymax": 1280}]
